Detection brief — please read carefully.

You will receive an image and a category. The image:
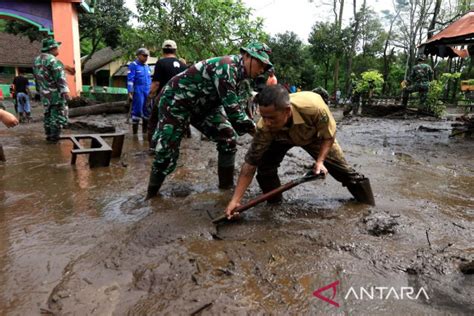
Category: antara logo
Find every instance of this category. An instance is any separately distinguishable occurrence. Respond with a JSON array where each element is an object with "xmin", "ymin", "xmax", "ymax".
[
  {"xmin": 313, "ymin": 281, "xmax": 429, "ymax": 307},
  {"xmin": 313, "ymin": 280, "xmax": 340, "ymax": 307}
]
